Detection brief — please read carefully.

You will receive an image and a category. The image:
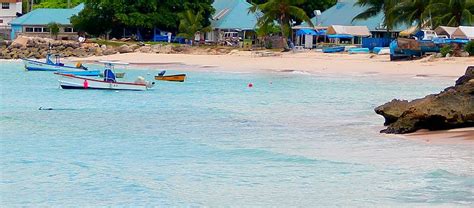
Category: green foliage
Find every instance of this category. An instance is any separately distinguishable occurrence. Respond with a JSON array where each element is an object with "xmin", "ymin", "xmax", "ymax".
[
  {"xmin": 440, "ymin": 45, "xmax": 453, "ymax": 57},
  {"xmin": 71, "ymin": 0, "xmax": 214, "ymax": 38},
  {"xmin": 177, "ymin": 10, "xmax": 211, "ymax": 41},
  {"xmin": 255, "ymin": 22, "xmax": 281, "ymax": 38},
  {"xmin": 247, "ymin": 0, "xmax": 337, "ymax": 20},
  {"xmin": 249, "ymin": 0, "xmax": 314, "ymax": 39},
  {"xmin": 428, "ymin": 0, "xmax": 474, "ymax": 27},
  {"xmin": 34, "ymin": 0, "xmax": 84, "ymax": 8},
  {"xmin": 47, "ymin": 22, "xmax": 60, "ymax": 39},
  {"xmin": 354, "ymin": 0, "xmax": 474, "ymax": 30},
  {"xmin": 465, "ymin": 41, "xmax": 474, "ymax": 56}
]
